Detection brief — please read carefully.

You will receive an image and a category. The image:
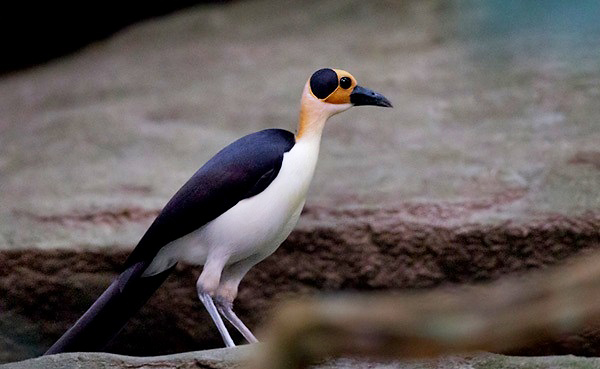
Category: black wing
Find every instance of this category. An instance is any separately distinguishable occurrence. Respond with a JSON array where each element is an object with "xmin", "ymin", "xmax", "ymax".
[{"xmin": 124, "ymin": 128, "xmax": 295, "ymax": 268}]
